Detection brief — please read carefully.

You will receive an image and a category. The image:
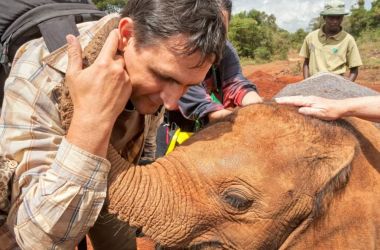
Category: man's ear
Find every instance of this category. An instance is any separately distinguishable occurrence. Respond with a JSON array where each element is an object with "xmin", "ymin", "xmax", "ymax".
[{"xmin": 118, "ymin": 17, "xmax": 134, "ymax": 51}]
